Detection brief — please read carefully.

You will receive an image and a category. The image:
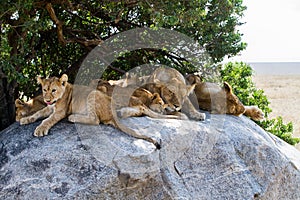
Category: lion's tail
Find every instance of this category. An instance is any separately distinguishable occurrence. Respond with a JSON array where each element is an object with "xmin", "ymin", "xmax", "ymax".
[
  {"xmin": 116, "ymin": 119, "xmax": 161, "ymax": 149},
  {"xmin": 111, "ymin": 100, "xmax": 161, "ymax": 149}
]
